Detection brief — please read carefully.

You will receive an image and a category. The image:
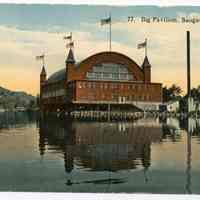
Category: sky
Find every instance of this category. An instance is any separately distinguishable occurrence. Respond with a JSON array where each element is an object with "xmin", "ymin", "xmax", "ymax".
[{"xmin": 0, "ymin": 4, "xmax": 200, "ymax": 96}]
